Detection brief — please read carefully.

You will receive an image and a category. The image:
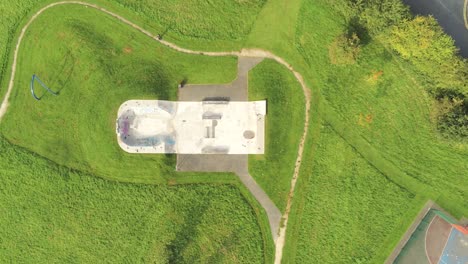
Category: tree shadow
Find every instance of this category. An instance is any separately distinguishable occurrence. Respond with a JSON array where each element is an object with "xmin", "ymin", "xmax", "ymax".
[
  {"xmin": 49, "ymin": 50, "xmax": 76, "ymax": 94},
  {"xmin": 68, "ymin": 19, "xmax": 117, "ymax": 55},
  {"xmin": 432, "ymin": 88, "xmax": 466, "ymax": 101},
  {"xmin": 346, "ymin": 17, "xmax": 371, "ymax": 45},
  {"xmin": 118, "ymin": 59, "xmax": 176, "ymax": 100},
  {"xmin": 165, "ymin": 198, "xmax": 212, "ymax": 263}
]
